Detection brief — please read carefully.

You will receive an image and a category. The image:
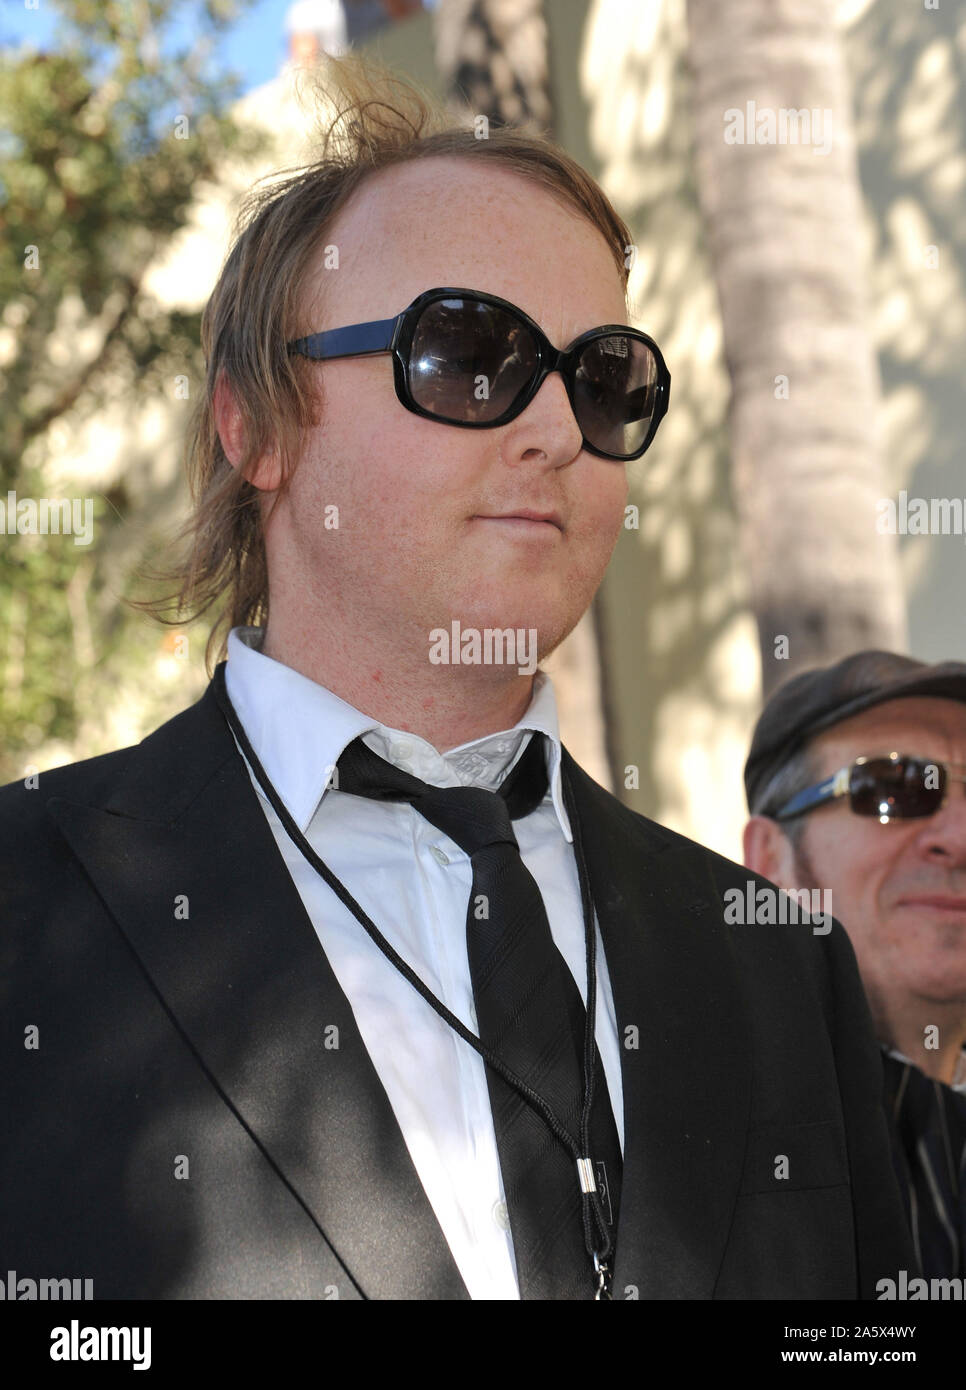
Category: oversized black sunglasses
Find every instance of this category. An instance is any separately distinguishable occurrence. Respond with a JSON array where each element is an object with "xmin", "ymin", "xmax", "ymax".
[
  {"xmin": 774, "ymin": 753, "xmax": 966, "ymax": 824},
  {"xmin": 286, "ymin": 286, "xmax": 671, "ymax": 462}
]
